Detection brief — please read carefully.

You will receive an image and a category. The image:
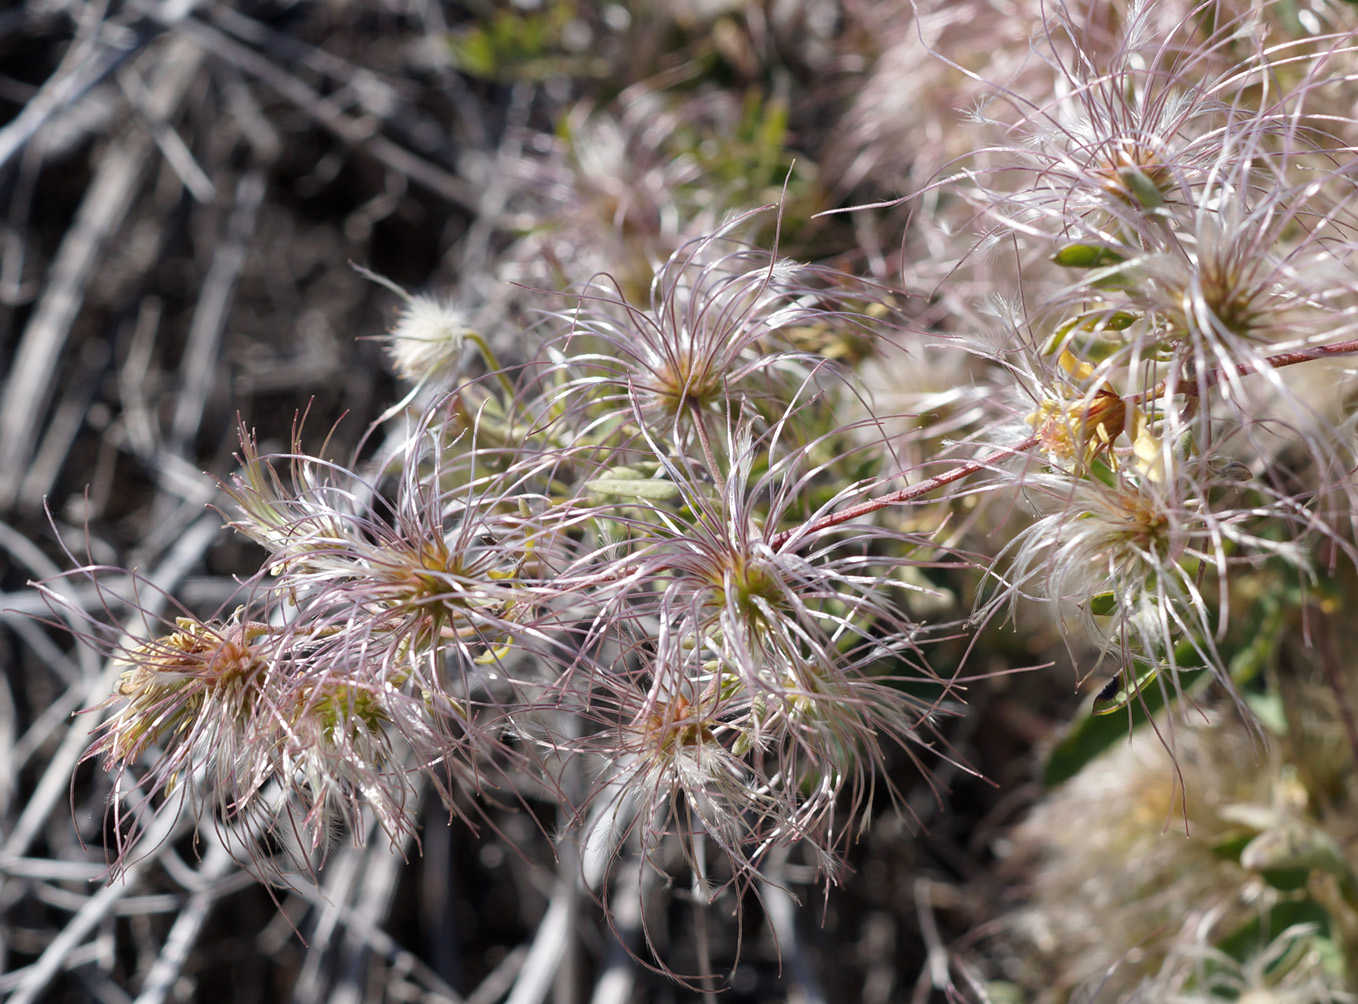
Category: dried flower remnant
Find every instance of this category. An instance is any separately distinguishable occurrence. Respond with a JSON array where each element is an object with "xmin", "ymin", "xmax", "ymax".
[
  {"xmin": 545, "ymin": 215, "xmax": 846, "ymax": 454},
  {"xmin": 222, "ymin": 416, "xmax": 583, "ymax": 695},
  {"xmin": 269, "ymin": 675, "xmax": 426, "ymax": 852},
  {"xmin": 56, "ymin": 579, "xmax": 456, "ymax": 873},
  {"xmin": 954, "ymin": 4, "xmax": 1358, "ymax": 461},
  {"xmin": 57, "ymin": 606, "xmax": 291, "ymax": 871},
  {"xmin": 159, "ymin": 417, "xmax": 595, "ymax": 864},
  {"xmin": 998, "ymin": 650, "xmax": 1358, "ymax": 1001},
  {"xmin": 1123, "ymin": 153, "xmax": 1358, "ymax": 364},
  {"xmin": 96, "ymin": 614, "xmax": 270, "ymax": 780},
  {"xmin": 502, "ymin": 84, "xmax": 807, "ymax": 299},
  {"xmin": 614, "ymin": 676, "xmax": 779, "ymax": 884},
  {"xmin": 220, "ymin": 424, "xmax": 357, "ymax": 577},
  {"xmin": 983, "ymin": 445, "xmax": 1316, "ymax": 695},
  {"xmin": 559, "ymin": 414, "xmax": 959, "ymax": 898},
  {"xmin": 502, "ymin": 94, "xmax": 711, "ymax": 296},
  {"xmin": 575, "ymin": 629, "xmax": 863, "ymax": 907}
]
